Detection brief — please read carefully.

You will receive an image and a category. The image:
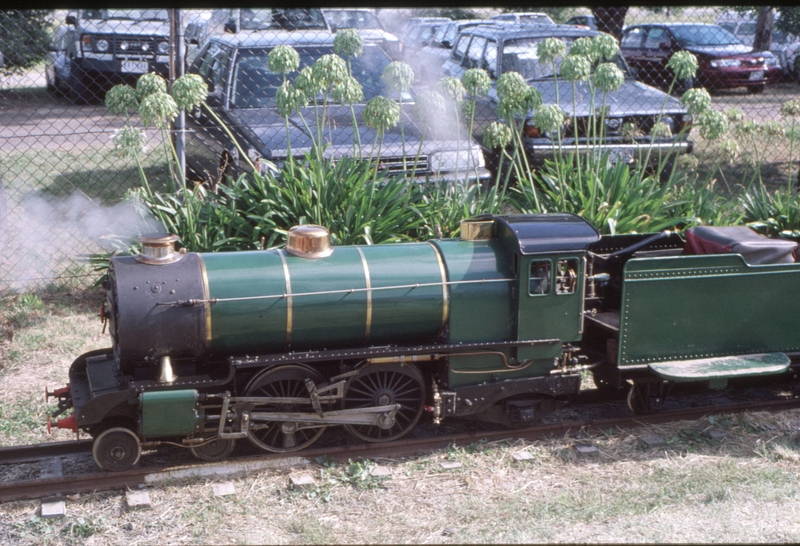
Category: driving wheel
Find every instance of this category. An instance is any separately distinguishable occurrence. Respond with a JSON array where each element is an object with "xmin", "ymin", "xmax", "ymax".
[
  {"xmin": 343, "ymin": 363, "xmax": 425, "ymax": 442},
  {"xmin": 244, "ymin": 365, "xmax": 326, "ymax": 453}
]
